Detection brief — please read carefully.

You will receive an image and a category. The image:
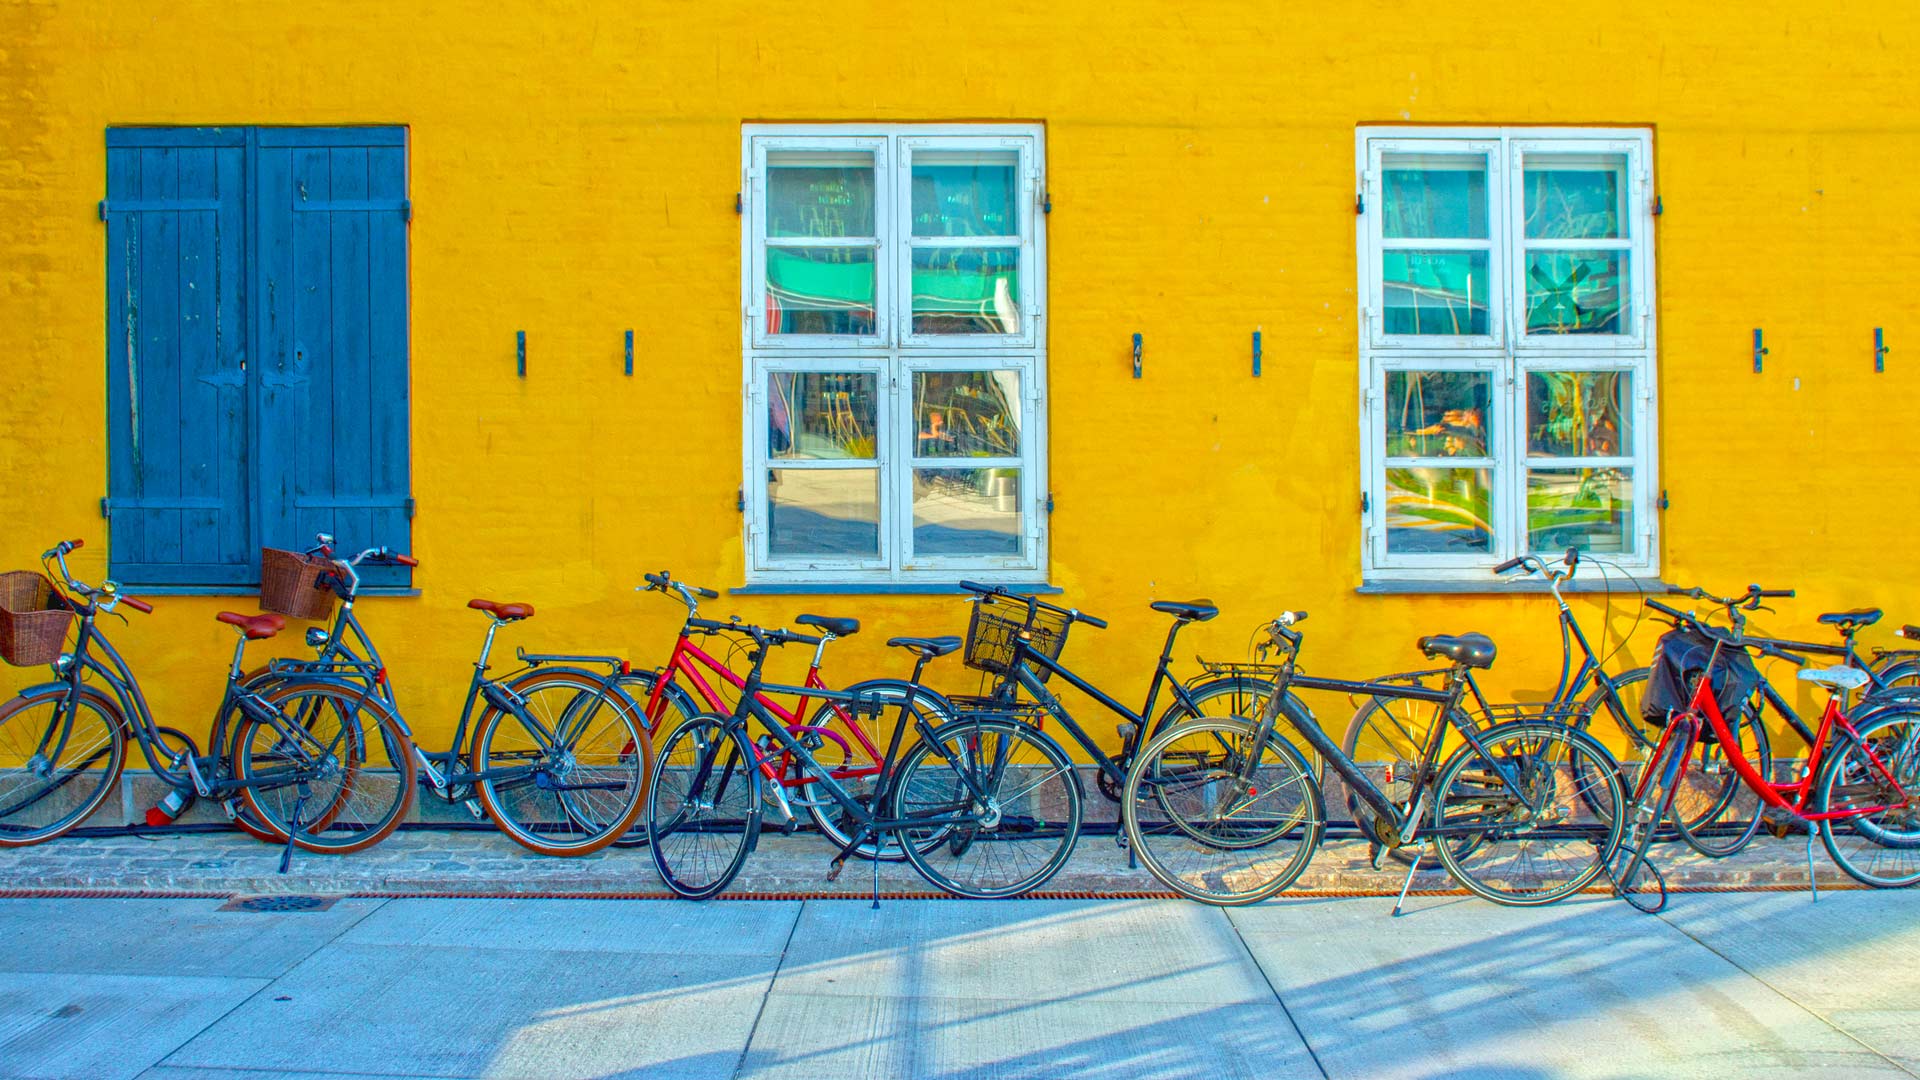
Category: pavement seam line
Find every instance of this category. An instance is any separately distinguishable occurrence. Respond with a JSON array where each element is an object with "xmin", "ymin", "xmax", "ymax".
[
  {"xmin": 730, "ymin": 898, "xmax": 807, "ymax": 1080},
  {"xmin": 1224, "ymin": 909, "xmax": 1331, "ymax": 1079},
  {"xmin": 1654, "ymin": 905, "xmax": 1920, "ymax": 1078}
]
